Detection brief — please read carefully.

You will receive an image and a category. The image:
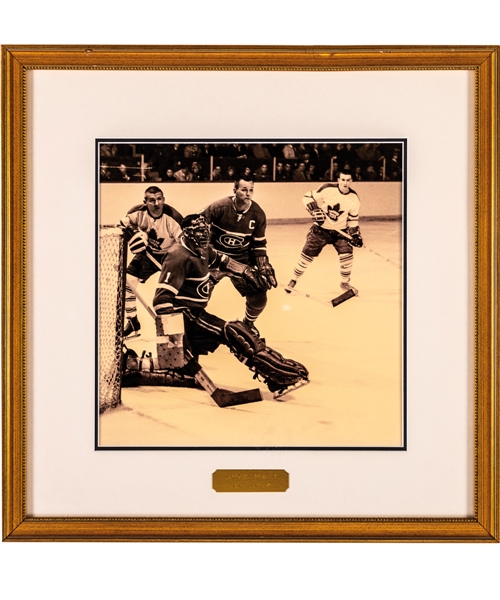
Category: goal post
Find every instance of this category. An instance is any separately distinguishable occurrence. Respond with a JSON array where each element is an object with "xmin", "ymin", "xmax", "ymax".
[{"xmin": 98, "ymin": 226, "xmax": 126, "ymax": 412}]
